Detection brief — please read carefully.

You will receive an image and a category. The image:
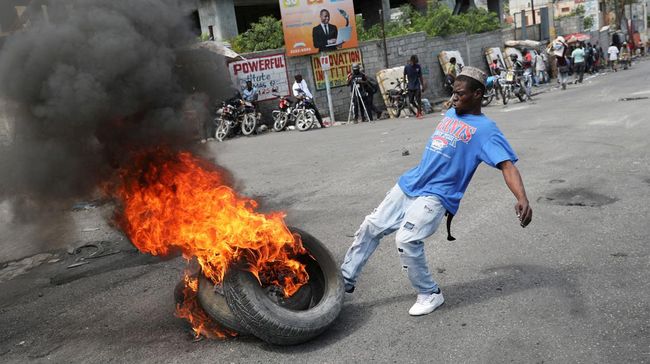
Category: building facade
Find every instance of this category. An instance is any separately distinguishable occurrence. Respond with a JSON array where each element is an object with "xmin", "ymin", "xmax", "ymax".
[{"xmin": 195, "ymin": 0, "xmax": 504, "ymax": 42}]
